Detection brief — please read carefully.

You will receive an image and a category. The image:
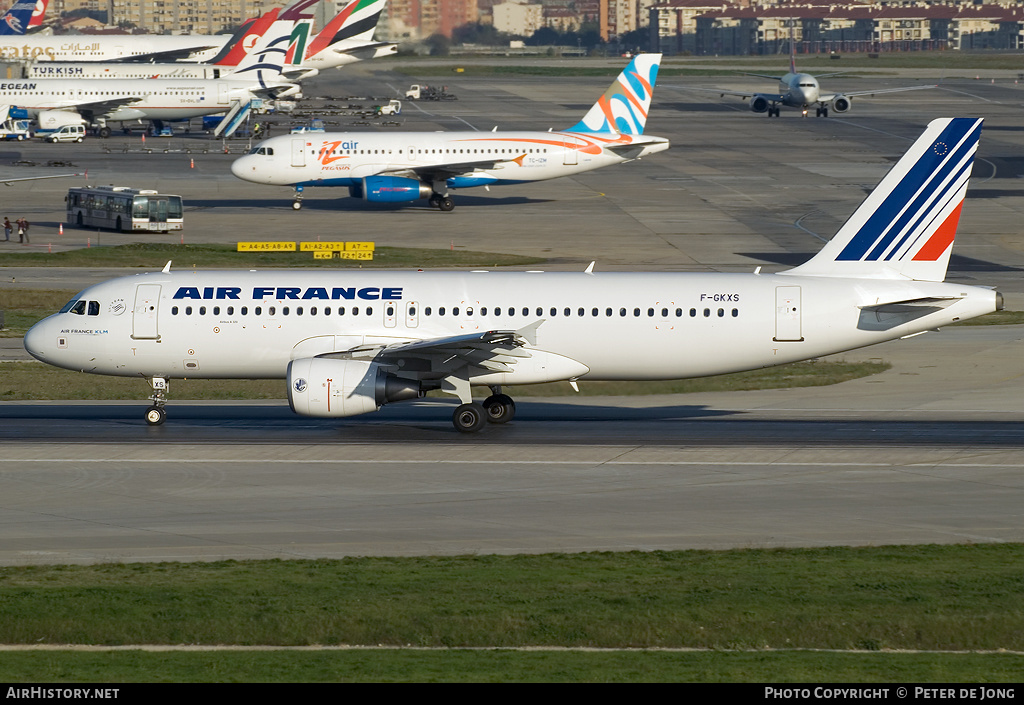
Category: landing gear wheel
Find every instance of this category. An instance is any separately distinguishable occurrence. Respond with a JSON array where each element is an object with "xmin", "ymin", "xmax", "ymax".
[
  {"xmin": 483, "ymin": 394, "xmax": 516, "ymax": 424},
  {"xmin": 452, "ymin": 402, "xmax": 486, "ymax": 433},
  {"xmin": 821, "ymin": 107, "xmax": 828, "ymax": 118},
  {"xmin": 428, "ymin": 194, "xmax": 441, "ymax": 208},
  {"xmin": 98, "ymin": 126, "xmax": 111, "ymax": 138},
  {"xmin": 292, "ymin": 201, "xmax": 302, "ymax": 210},
  {"xmin": 438, "ymin": 197, "xmax": 455, "ymax": 212},
  {"xmin": 145, "ymin": 405, "xmax": 166, "ymax": 426}
]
